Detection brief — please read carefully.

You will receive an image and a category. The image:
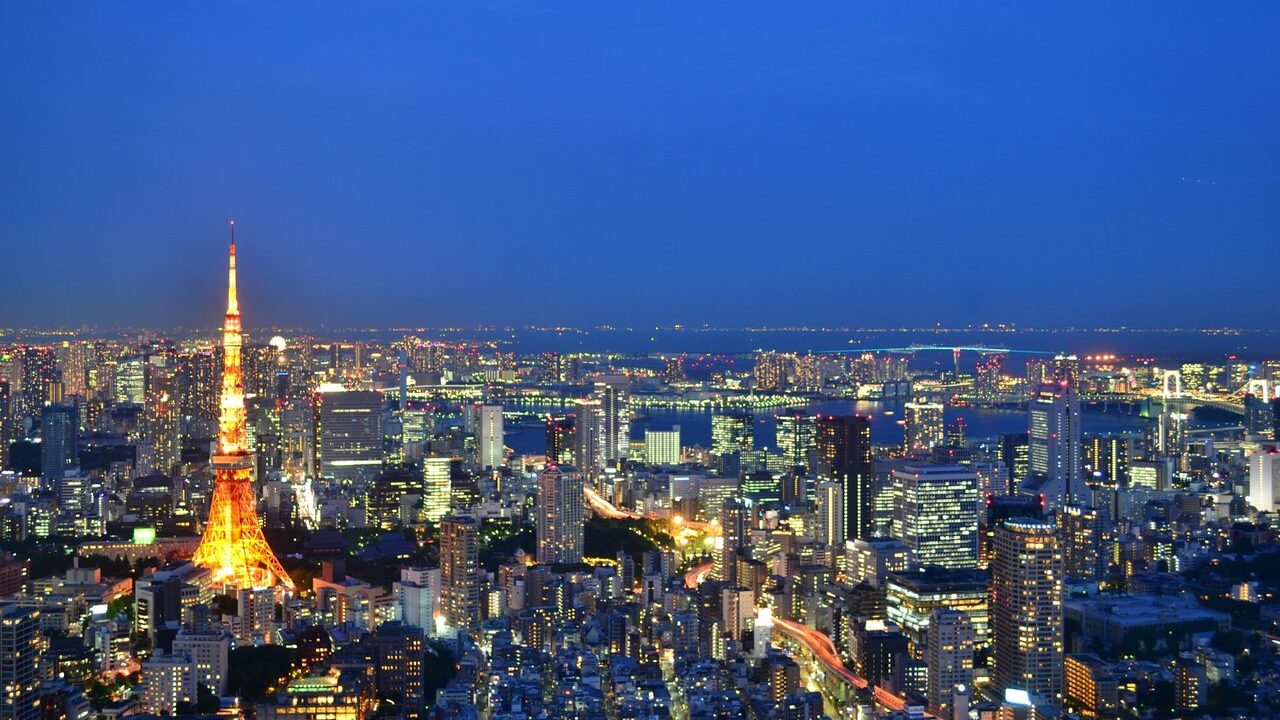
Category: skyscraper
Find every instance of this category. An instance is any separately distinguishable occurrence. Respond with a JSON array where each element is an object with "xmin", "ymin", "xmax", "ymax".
[
  {"xmin": 815, "ymin": 414, "xmax": 873, "ymax": 541},
  {"xmin": 0, "ymin": 379, "xmax": 10, "ymax": 469},
  {"xmin": 40, "ymin": 403, "xmax": 78, "ymax": 489},
  {"xmin": 711, "ymin": 412, "xmax": 754, "ymax": 458},
  {"xmin": 644, "ymin": 426, "xmax": 681, "ymax": 466},
  {"xmin": 926, "ymin": 607, "xmax": 975, "ymax": 719},
  {"xmin": 1027, "ymin": 381, "xmax": 1081, "ymax": 509},
  {"xmin": 903, "ymin": 402, "xmax": 944, "ymax": 455},
  {"xmin": 774, "ymin": 409, "xmax": 816, "ymax": 471},
  {"xmin": 1247, "ymin": 446, "xmax": 1279, "ymax": 513},
  {"xmin": 991, "ymin": 518, "xmax": 1063, "ymax": 704},
  {"xmin": 545, "ymin": 415, "xmax": 574, "ymax": 465},
  {"xmin": 191, "ymin": 222, "xmax": 293, "ymax": 590},
  {"xmin": 314, "ymin": 387, "xmax": 384, "ymax": 481},
  {"xmin": 715, "ymin": 497, "xmax": 747, "ymax": 585},
  {"xmin": 814, "ymin": 481, "xmax": 844, "ymax": 550},
  {"xmin": 476, "ymin": 404, "xmax": 504, "ymax": 470},
  {"xmin": 593, "ymin": 377, "xmax": 630, "ymax": 462},
  {"xmin": 439, "ymin": 513, "xmax": 479, "ymax": 632},
  {"xmin": 892, "ymin": 465, "xmax": 980, "ymax": 569},
  {"xmin": 420, "ymin": 456, "xmax": 452, "ymax": 523},
  {"xmin": 998, "ymin": 433, "xmax": 1029, "ymax": 491},
  {"xmin": 536, "ymin": 465, "xmax": 584, "ymax": 565},
  {"xmin": 572, "ymin": 399, "xmax": 605, "ymax": 478}
]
